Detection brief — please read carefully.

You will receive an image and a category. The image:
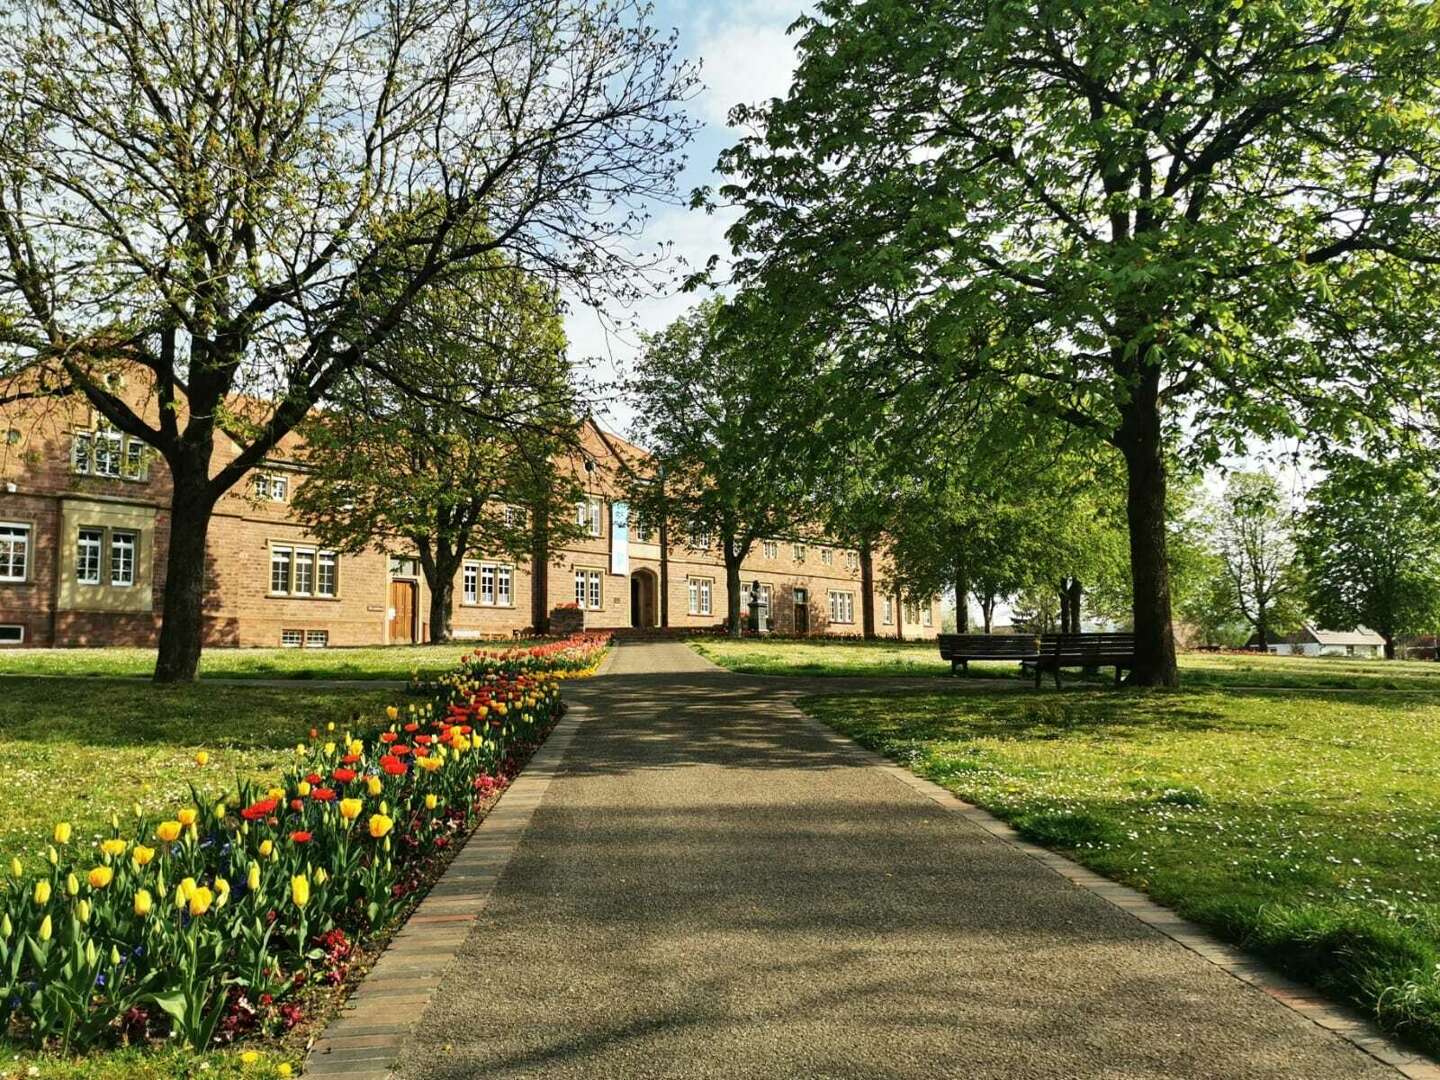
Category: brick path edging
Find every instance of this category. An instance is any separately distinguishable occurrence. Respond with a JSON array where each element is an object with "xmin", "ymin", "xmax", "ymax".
[
  {"xmin": 302, "ymin": 704, "xmax": 587, "ymax": 1079},
  {"xmin": 783, "ymin": 697, "xmax": 1440, "ymax": 1080}
]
